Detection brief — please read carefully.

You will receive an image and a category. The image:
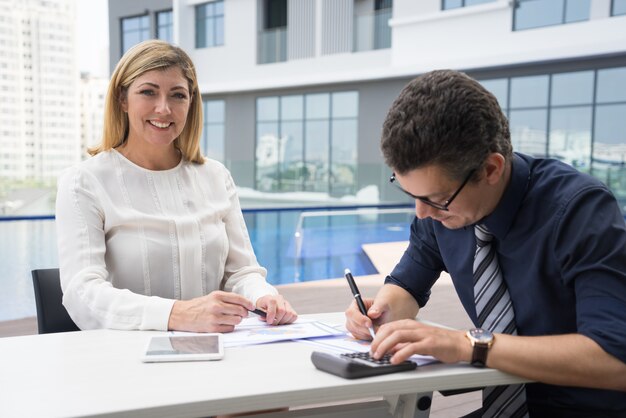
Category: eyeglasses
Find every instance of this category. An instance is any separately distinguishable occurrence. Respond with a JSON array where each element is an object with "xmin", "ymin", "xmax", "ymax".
[{"xmin": 389, "ymin": 168, "xmax": 477, "ymax": 211}]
